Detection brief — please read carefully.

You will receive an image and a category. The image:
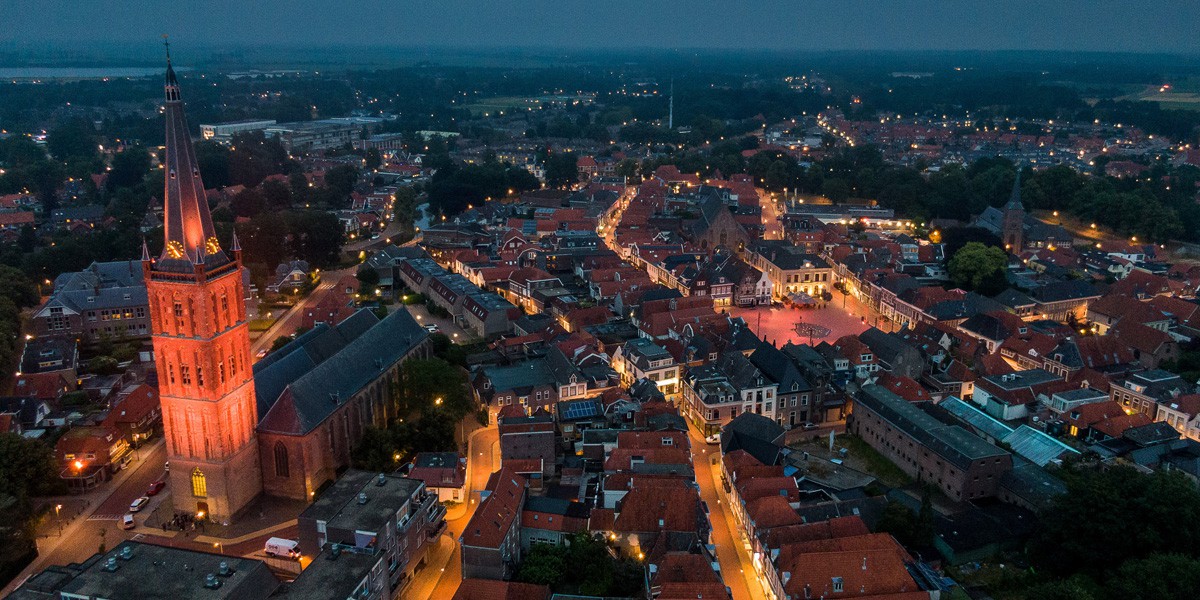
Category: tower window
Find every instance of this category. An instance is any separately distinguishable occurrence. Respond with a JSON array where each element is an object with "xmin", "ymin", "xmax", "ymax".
[
  {"xmin": 196, "ymin": 367, "xmax": 204, "ymax": 387},
  {"xmin": 218, "ymin": 361, "xmax": 226, "ymax": 384},
  {"xmin": 168, "ymin": 364, "xmax": 176, "ymax": 385},
  {"xmin": 181, "ymin": 365, "xmax": 191, "ymax": 385},
  {"xmin": 191, "ymin": 468, "xmax": 207, "ymax": 498},
  {"xmin": 174, "ymin": 301, "xmax": 185, "ymax": 329}
]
